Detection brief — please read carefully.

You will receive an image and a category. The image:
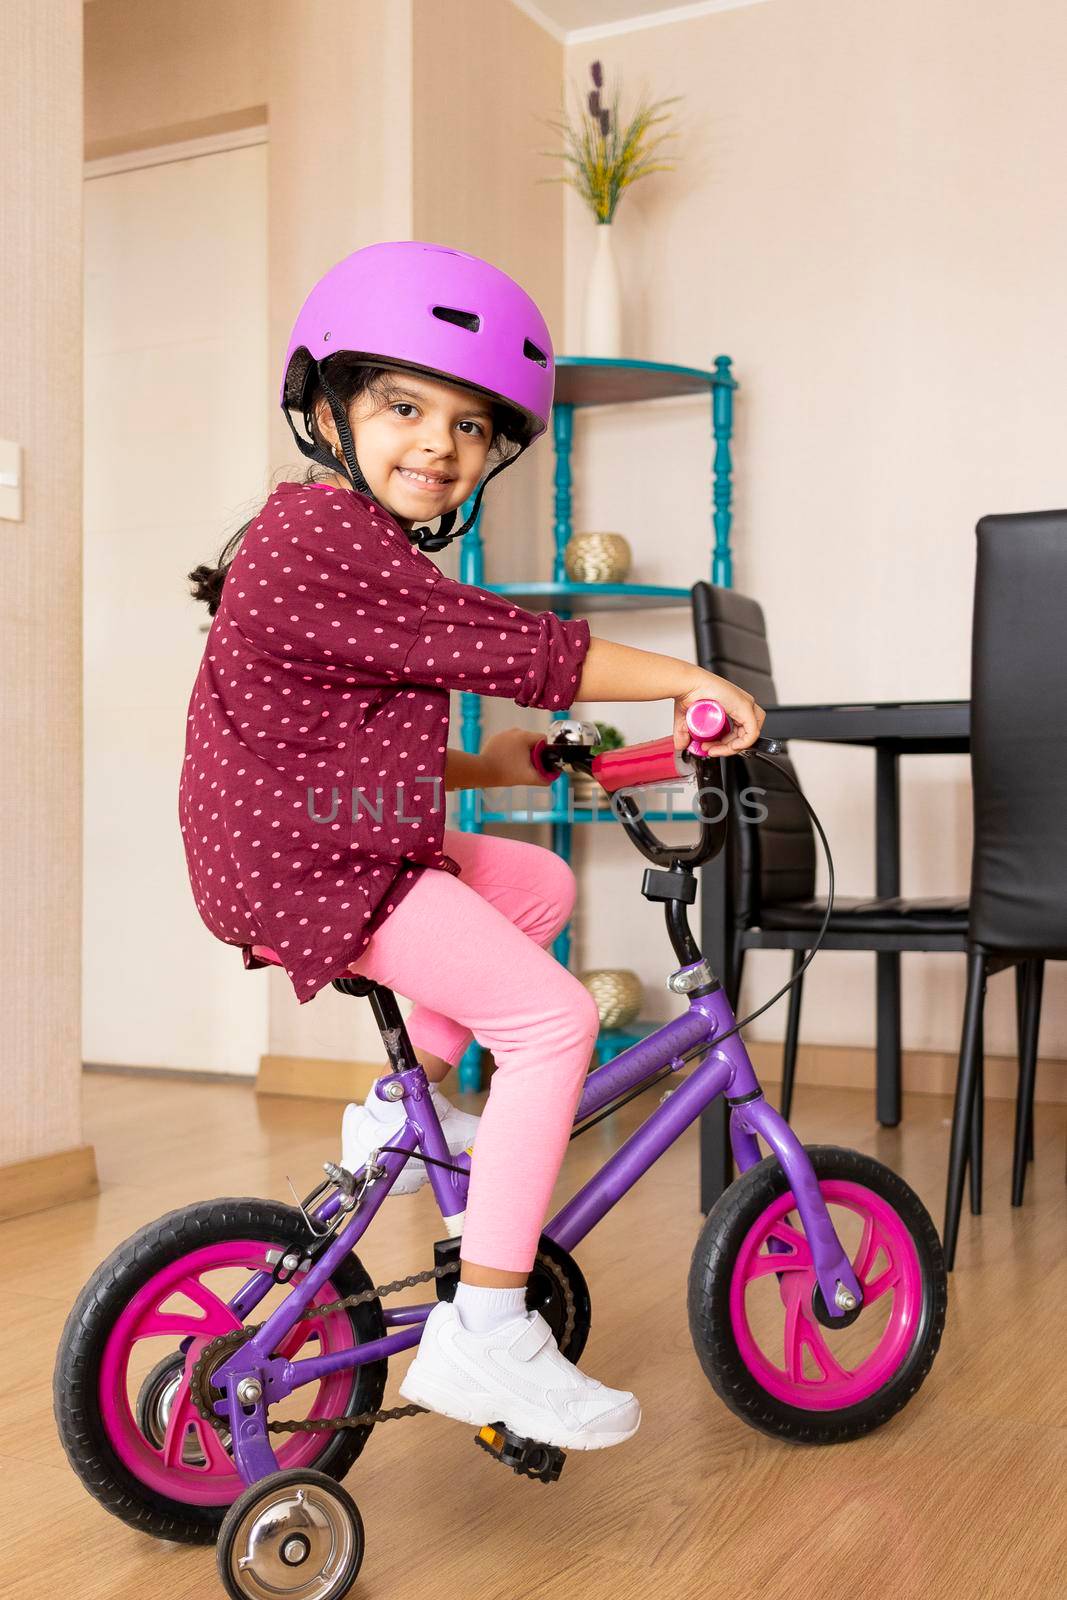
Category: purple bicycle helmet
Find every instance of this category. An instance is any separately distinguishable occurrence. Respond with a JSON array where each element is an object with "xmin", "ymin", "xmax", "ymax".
[{"xmin": 280, "ymin": 240, "xmax": 555, "ymax": 550}]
